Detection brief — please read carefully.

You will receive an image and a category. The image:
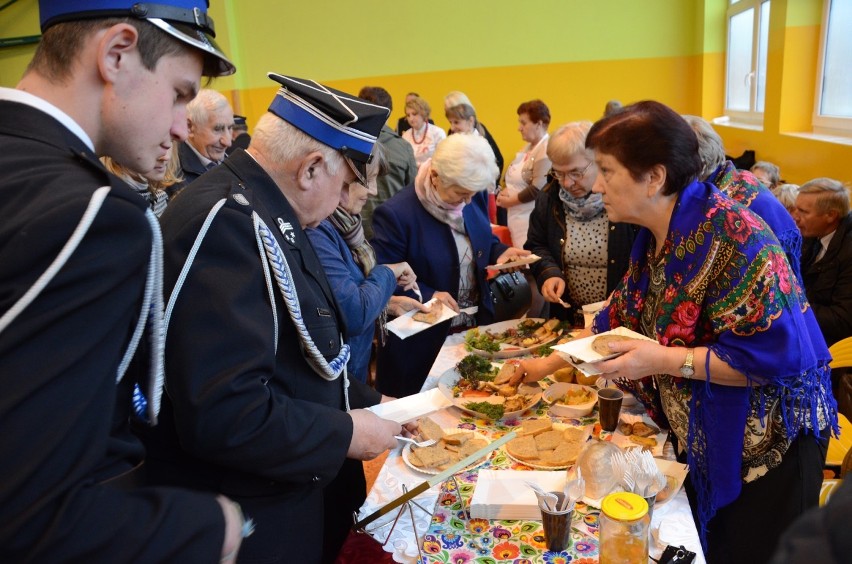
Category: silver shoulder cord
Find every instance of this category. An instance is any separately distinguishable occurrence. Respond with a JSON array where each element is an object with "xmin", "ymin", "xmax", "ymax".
[
  {"xmin": 164, "ymin": 200, "xmax": 351, "ymax": 411},
  {"xmin": 0, "ymin": 187, "xmax": 165, "ymax": 424}
]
